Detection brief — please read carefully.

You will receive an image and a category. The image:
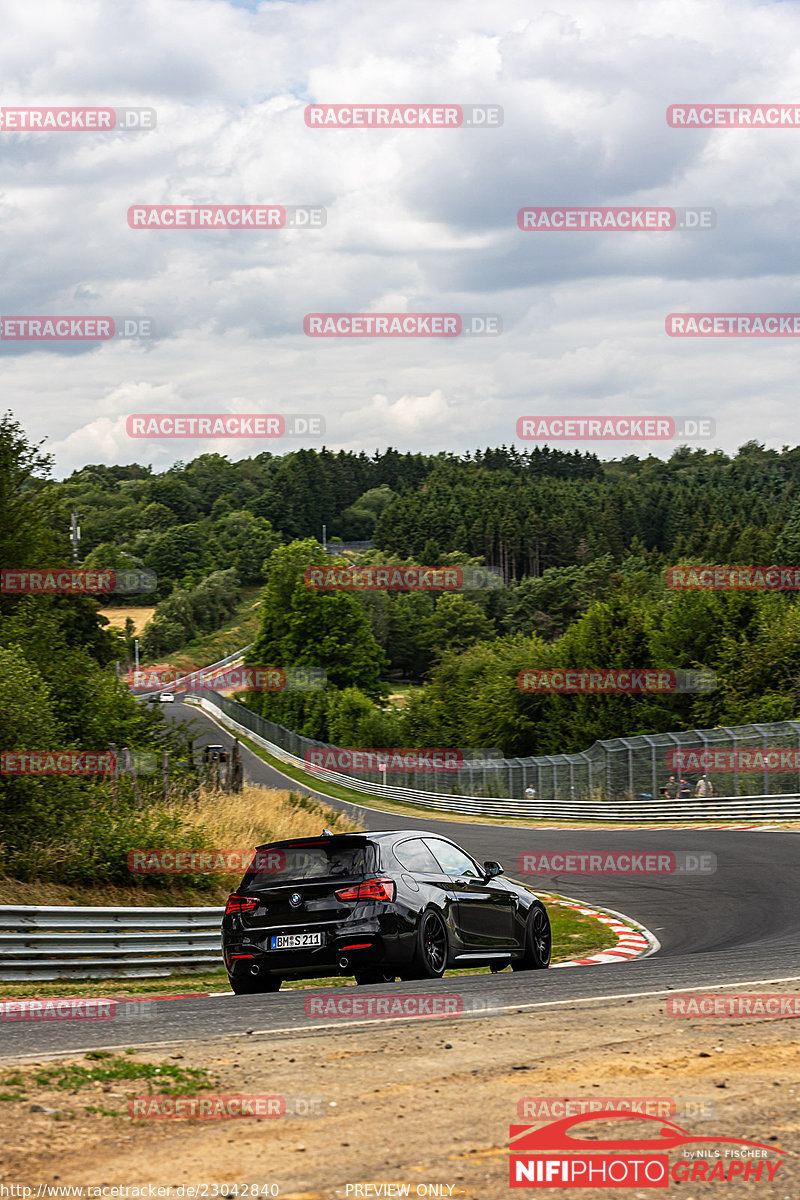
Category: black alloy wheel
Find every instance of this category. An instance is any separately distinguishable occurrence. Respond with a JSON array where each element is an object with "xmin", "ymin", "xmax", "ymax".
[
  {"xmin": 408, "ymin": 909, "xmax": 448, "ymax": 978},
  {"xmin": 512, "ymin": 901, "xmax": 552, "ymax": 970}
]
